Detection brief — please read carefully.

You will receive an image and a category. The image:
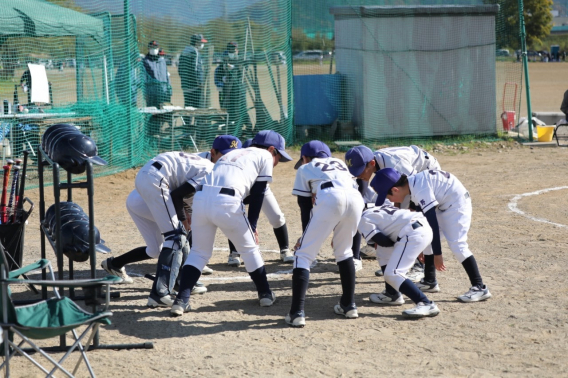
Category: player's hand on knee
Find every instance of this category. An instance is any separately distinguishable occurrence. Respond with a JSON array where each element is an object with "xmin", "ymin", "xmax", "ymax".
[
  {"xmin": 182, "ymin": 219, "xmax": 191, "ymax": 232},
  {"xmin": 434, "ymin": 255, "xmax": 446, "ymax": 271},
  {"xmin": 418, "ymin": 252, "xmax": 425, "ymax": 264},
  {"xmin": 254, "ymin": 229, "xmax": 260, "ymax": 245},
  {"xmin": 293, "ymin": 237, "xmax": 301, "ymax": 251}
]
